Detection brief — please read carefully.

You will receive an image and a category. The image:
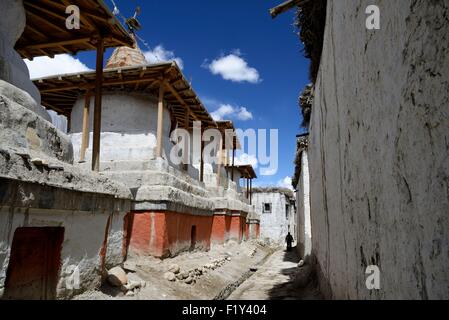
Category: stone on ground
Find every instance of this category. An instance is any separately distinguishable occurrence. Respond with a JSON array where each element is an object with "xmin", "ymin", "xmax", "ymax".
[
  {"xmin": 168, "ymin": 264, "xmax": 180, "ymax": 274},
  {"xmin": 107, "ymin": 266, "xmax": 128, "ymax": 287},
  {"xmin": 164, "ymin": 272, "xmax": 176, "ymax": 282}
]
